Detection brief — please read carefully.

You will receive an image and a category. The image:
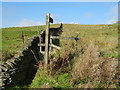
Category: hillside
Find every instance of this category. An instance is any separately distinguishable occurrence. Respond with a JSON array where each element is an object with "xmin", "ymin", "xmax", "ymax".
[
  {"xmin": 2, "ymin": 24, "xmax": 118, "ymax": 60},
  {"xmin": 1, "ymin": 24, "xmax": 119, "ymax": 88}
]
